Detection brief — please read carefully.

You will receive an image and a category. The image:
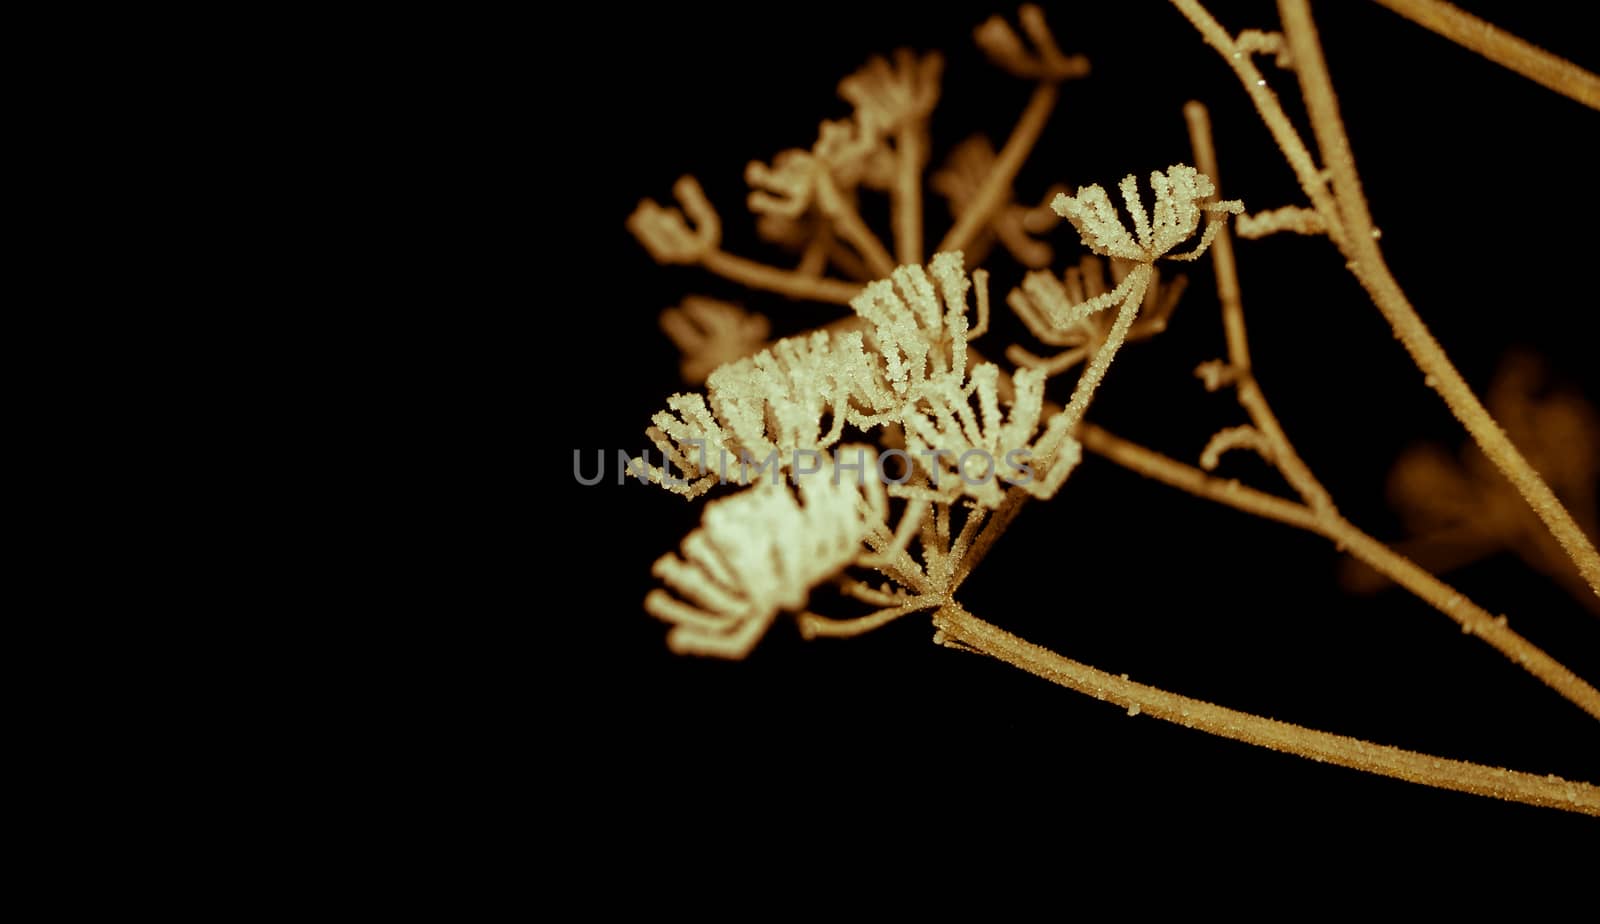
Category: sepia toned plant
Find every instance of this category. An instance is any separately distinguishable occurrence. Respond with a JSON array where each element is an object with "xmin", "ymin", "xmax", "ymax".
[
  {"xmin": 645, "ymin": 446, "xmax": 890, "ymax": 658},
  {"xmin": 613, "ymin": 0, "xmax": 1600, "ymax": 816}
]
